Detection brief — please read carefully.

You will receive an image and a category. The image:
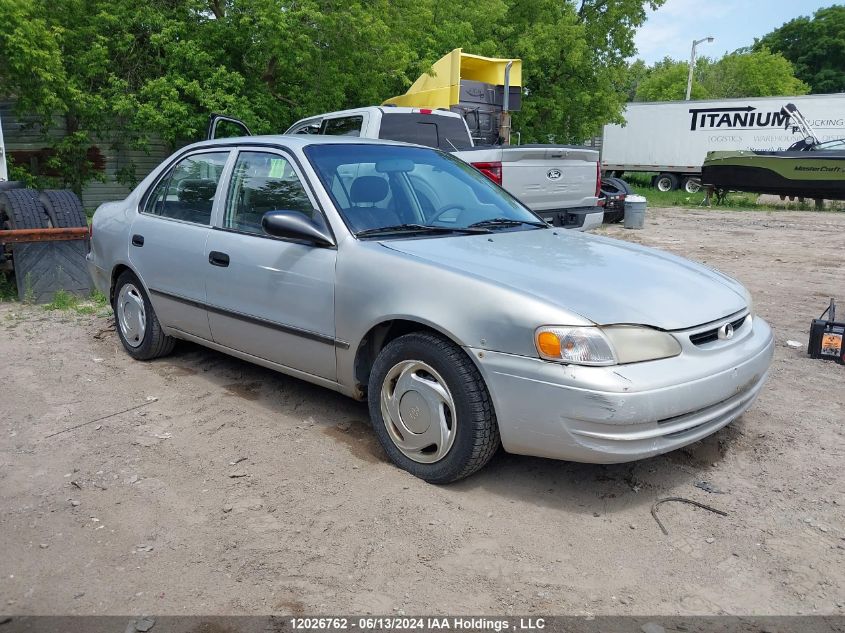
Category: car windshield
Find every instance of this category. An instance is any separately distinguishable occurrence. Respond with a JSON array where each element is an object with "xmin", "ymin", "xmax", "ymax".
[{"xmin": 304, "ymin": 144, "xmax": 546, "ymax": 237}]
